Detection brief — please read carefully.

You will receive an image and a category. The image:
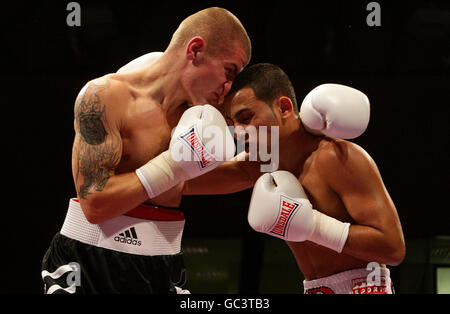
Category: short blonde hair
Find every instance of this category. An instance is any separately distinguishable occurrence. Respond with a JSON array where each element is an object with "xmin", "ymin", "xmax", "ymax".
[{"xmin": 168, "ymin": 7, "xmax": 251, "ymax": 65}]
